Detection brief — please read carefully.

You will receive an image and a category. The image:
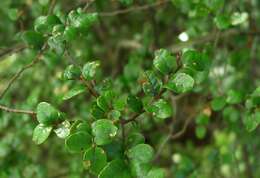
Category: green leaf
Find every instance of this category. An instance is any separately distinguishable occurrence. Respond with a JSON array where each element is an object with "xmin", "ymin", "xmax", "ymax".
[
  {"xmin": 152, "ymin": 99, "xmax": 173, "ymax": 120},
  {"xmin": 153, "ymin": 49, "xmax": 177, "ymax": 74},
  {"xmin": 91, "ymin": 103, "xmax": 106, "ymax": 119},
  {"xmin": 244, "ymin": 111, "xmax": 260, "ymax": 132},
  {"xmin": 250, "ymin": 87, "xmax": 260, "ymax": 106},
  {"xmin": 32, "ymin": 124, "xmax": 52, "ymax": 144},
  {"xmin": 195, "ymin": 126, "xmax": 207, "ymax": 139},
  {"xmin": 97, "ymin": 95, "xmax": 110, "ymax": 112},
  {"xmin": 47, "ymin": 34, "xmax": 65, "ymax": 55},
  {"xmin": 113, "ymin": 96, "xmax": 127, "ymax": 111},
  {"xmin": 142, "ymin": 71, "xmax": 162, "ymax": 96},
  {"xmin": 8, "ymin": 8, "xmax": 19, "ymax": 21},
  {"xmin": 214, "ymin": 15, "xmax": 231, "ymax": 30},
  {"xmin": 182, "ymin": 50, "xmax": 209, "ymax": 71},
  {"xmin": 63, "ymin": 85, "xmax": 85, "ymax": 100},
  {"xmin": 68, "ymin": 10, "xmax": 98, "ymax": 31},
  {"xmin": 165, "ymin": 72, "xmax": 194, "ymax": 93},
  {"xmin": 127, "ymin": 133, "xmax": 145, "ymax": 148},
  {"xmin": 127, "ymin": 144, "xmax": 154, "ymax": 164},
  {"xmin": 76, "ymin": 122, "xmax": 92, "ymax": 134},
  {"xmin": 127, "ymin": 95, "xmax": 143, "ymax": 113},
  {"xmin": 92, "ymin": 119, "xmax": 118, "ymax": 145},
  {"xmin": 83, "ymin": 147, "xmax": 107, "ymax": 175},
  {"xmin": 102, "ymin": 141, "xmax": 124, "ymax": 160},
  {"xmin": 52, "ymin": 24, "xmax": 65, "ymax": 35},
  {"xmin": 145, "ymin": 168, "xmax": 166, "ymax": 178},
  {"xmin": 195, "ymin": 114, "xmax": 209, "ymax": 125},
  {"xmin": 108, "ymin": 110, "xmax": 121, "ymax": 121},
  {"xmin": 226, "ymin": 90, "xmax": 243, "ymax": 104},
  {"xmin": 77, "ymin": 13, "xmax": 98, "ymax": 30},
  {"xmin": 64, "ymin": 26, "xmax": 78, "ymax": 41},
  {"xmin": 211, "ymin": 96, "xmax": 226, "ymax": 111},
  {"xmin": 34, "ymin": 15, "xmax": 61, "ymax": 34},
  {"xmin": 82, "ymin": 61, "xmax": 100, "ymax": 80},
  {"xmin": 130, "ymin": 161, "xmax": 151, "ymax": 178},
  {"xmin": 98, "ymin": 159, "xmax": 132, "ymax": 178},
  {"xmin": 63, "ymin": 64, "xmax": 81, "ymax": 80},
  {"xmin": 22, "ymin": 31, "xmax": 45, "ymax": 49},
  {"xmin": 54, "ymin": 120, "xmax": 70, "ymax": 138},
  {"xmin": 36, "ymin": 102, "xmax": 63, "ymax": 125},
  {"xmin": 65, "ymin": 131, "xmax": 92, "ymax": 153}
]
